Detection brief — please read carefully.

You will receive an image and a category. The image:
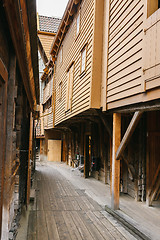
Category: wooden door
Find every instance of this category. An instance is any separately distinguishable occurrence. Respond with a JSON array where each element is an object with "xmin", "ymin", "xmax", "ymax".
[{"xmin": 48, "ymin": 140, "xmax": 61, "ymax": 162}]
